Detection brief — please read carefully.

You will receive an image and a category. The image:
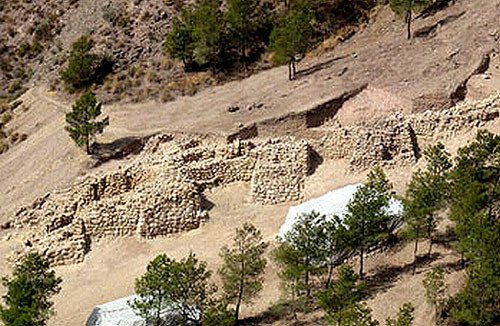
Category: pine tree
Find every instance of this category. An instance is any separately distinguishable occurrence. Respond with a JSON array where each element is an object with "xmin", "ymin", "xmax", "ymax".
[
  {"xmin": 323, "ymin": 216, "xmax": 351, "ymax": 288},
  {"xmin": 0, "ymin": 252, "xmax": 62, "ymax": 326},
  {"xmin": 164, "ymin": 13, "xmax": 195, "ymax": 68},
  {"xmin": 447, "ymin": 130, "xmax": 500, "ymax": 325},
  {"xmin": 403, "ymin": 143, "xmax": 451, "ymax": 272},
  {"xmin": 191, "ymin": 0, "xmax": 225, "ymax": 69},
  {"xmin": 344, "ymin": 167, "xmax": 394, "ymax": 278},
  {"xmin": 60, "ymin": 36, "xmax": 110, "ymax": 91},
  {"xmin": 423, "ymin": 266, "xmax": 447, "ymax": 322},
  {"xmin": 389, "ymin": 0, "xmax": 432, "ymax": 39},
  {"xmin": 225, "ymin": 0, "xmax": 260, "ymax": 59},
  {"xmin": 317, "ymin": 264, "xmax": 378, "ymax": 326},
  {"xmin": 65, "ymin": 90, "xmax": 109, "ymax": 154},
  {"xmin": 274, "ymin": 211, "xmax": 328, "ymax": 303},
  {"xmin": 219, "ymin": 222, "xmax": 269, "ymax": 323},
  {"xmin": 386, "ymin": 303, "xmax": 415, "ymax": 326},
  {"xmin": 269, "ymin": 0, "xmax": 314, "ymax": 80},
  {"xmin": 130, "ymin": 253, "xmax": 215, "ymax": 326}
]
